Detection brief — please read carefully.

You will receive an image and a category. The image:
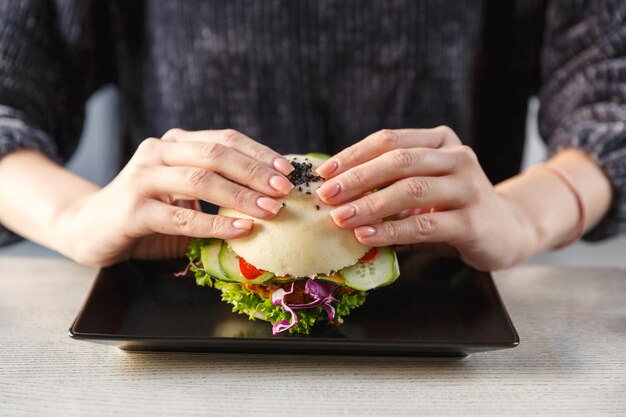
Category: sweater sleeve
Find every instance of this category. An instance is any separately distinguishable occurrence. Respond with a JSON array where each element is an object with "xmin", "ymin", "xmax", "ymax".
[
  {"xmin": 0, "ymin": 0, "xmax": 113, "ymax": 246},
  {"xmin": 538, "ymin": 0, "xmax": 626, "ymax": 240}
]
